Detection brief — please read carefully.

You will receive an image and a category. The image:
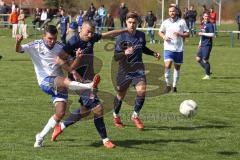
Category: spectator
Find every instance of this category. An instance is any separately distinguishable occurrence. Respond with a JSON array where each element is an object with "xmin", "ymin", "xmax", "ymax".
[
  {"xmin": 97, "ymin": 4, "xmax": 107, "ymax": 29},
  {"xmin": 144, "ymin": 11, "xmax": 157, "ymax": 43},
  {"xmin": 93, "ymin": 11, "xmax": 101, "ymax": 33},
  {"xmin": 18, "ymin": 9, "xmax": 27, "ymax": 38},
  {"xmin": 40, "ymin": 9, "xmax": 47, "ymax": 29},
  {"xmin": 32, "ymin": 8, "xmax": 41, "ymax": 29},
  {"xmin": 8, "ymin": 7, "xmax": 18, "ymax": 38},
  {"xmin": 87, "ymin": 3, "xmax": 96, "ymax": 21},
  {"xmin": 76, "ymin": 10, "xmax": 84, "ymax": 31},
  {"xmin": 66, "ymin": 22, "xmax": 78, "ymax": 42},
  {"xmin": 183, "ymin": 7, "xmax": 189, "ymax": 28},
  {"xmin": 40, "ymin": 8, "xmax": 53, "ymax": 29},
  {"xmin": 59, "ymin": 9, "xmax": 69, "ymax": 44},
  {"xmin": 119, "ymin": 2, "xmax": 128, "ymax": 28},
  {"xmin": 11, "ymin": 0, "xmax": 16, "ymax": 12},
  {"xmin": 236, "ymin": 12, "xmax": 240, "ymax": 39},
  {"xmin": 187, "ymin": 5, "xmax": 197, "ymax": 37},
  {"xmin": 209, "ymin": 7, "xmax": 217, "ymax": 36},
  {"xmin": 105, "ymin": 13, "xmax": 114, "ymax": 31}
]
